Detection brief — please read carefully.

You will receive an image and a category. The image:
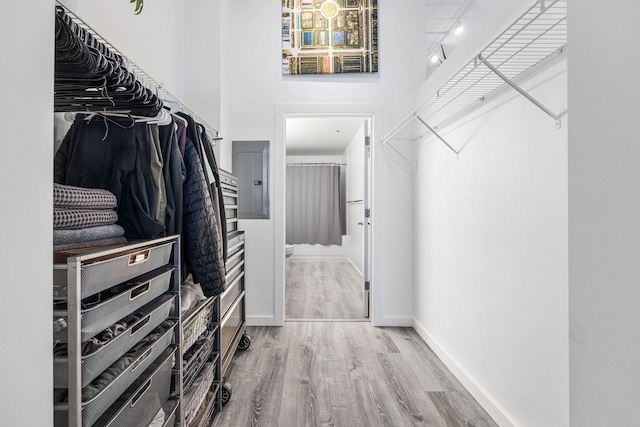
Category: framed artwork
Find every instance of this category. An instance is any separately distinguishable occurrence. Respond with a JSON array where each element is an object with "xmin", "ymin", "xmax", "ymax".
[{"xmin": 282, "ymin": 0, "xmax": 378, "ymax": 75}]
